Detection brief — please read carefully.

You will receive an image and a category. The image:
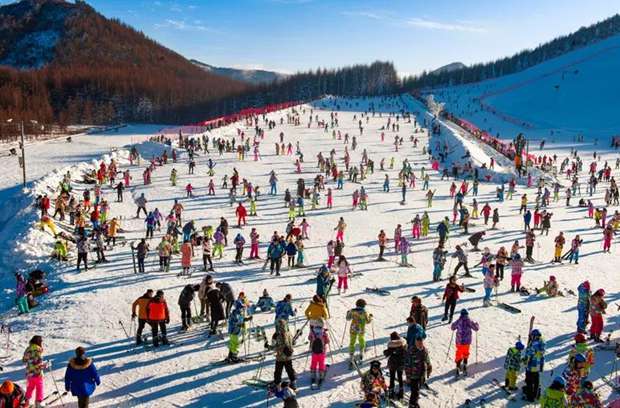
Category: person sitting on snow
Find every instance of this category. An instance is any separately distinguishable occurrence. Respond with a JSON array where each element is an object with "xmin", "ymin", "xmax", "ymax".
[
  {"xmin": 536, "ymin": 275, "xmax": 560, "ymax": 297},
  {"xmin": 250, "ymin": 289, "xmax": 275, "ymax": 313}
]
